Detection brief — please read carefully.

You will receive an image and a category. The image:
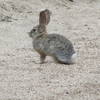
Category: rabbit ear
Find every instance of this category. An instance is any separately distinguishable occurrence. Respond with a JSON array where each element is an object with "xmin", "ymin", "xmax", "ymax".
[
  {"xmin": 39, "ymin": 9, "xmax": 51, "ymax": 25},
  {"xmin": 44, "ymin": 9, "xmax": 51, "ymax": 25},
  {"xmin": 39, "ymin": 10, "xmax": 46, "ymax": 25}
]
